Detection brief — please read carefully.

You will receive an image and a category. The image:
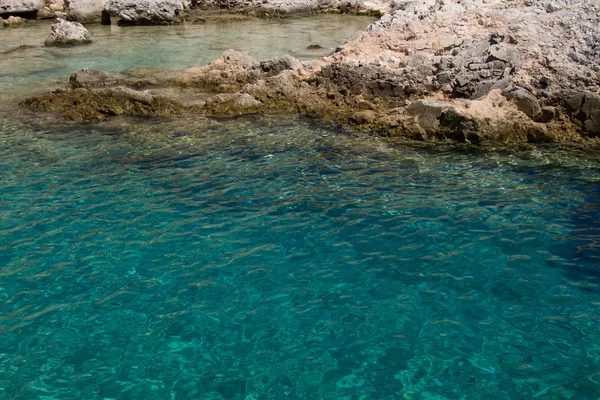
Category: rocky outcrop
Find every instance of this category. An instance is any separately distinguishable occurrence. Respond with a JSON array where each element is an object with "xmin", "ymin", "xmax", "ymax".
[
  {"xmin": 21, "ymin": 87, "xmax": 188, "ymax": 122},
  {"xmin": 190, "ymin": 0, "xmax": 388, "ymax": 16},
  {"xmin": 19, "ymin": 0, "xmax": 600, "ymax": 144},
  {"xmin": 44, "ymin": 17, "xmax": 91, "ymax": 46},
  {"xmin": 0, "ymin": 0, "xmax": 44, "ymax": 16},
  {"xmin": 64, "ymin": 0, "xmax": 103, "ymax": 22},
  {"xmin": 103, "ymin": 0, "xmax": 187, "ymax": 25}
]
